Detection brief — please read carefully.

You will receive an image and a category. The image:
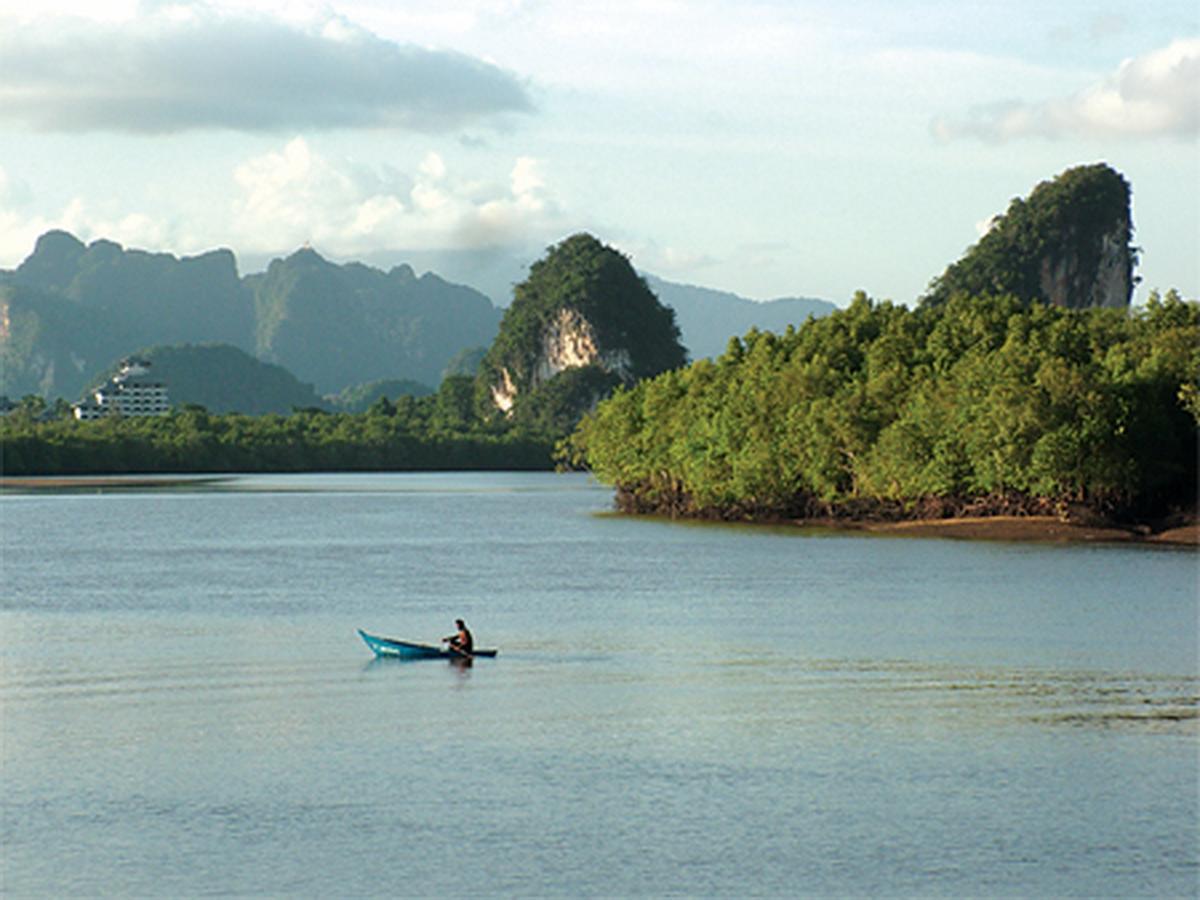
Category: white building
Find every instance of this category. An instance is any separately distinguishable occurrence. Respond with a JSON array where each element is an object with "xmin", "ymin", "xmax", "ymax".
[{"xmin": 73, "ymin": 359, "xmax": 170, "ymax": 420}]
